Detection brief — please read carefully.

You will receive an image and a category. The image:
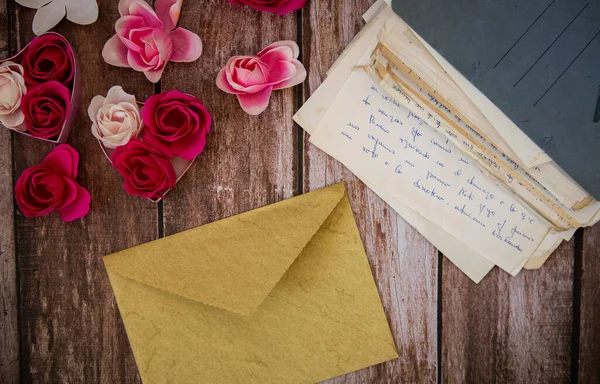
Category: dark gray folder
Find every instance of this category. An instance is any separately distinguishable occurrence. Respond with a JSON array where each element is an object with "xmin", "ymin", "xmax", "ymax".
[{"xmin": 392, "ymin": 0, "xmax": 600, "ymax": 199}]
